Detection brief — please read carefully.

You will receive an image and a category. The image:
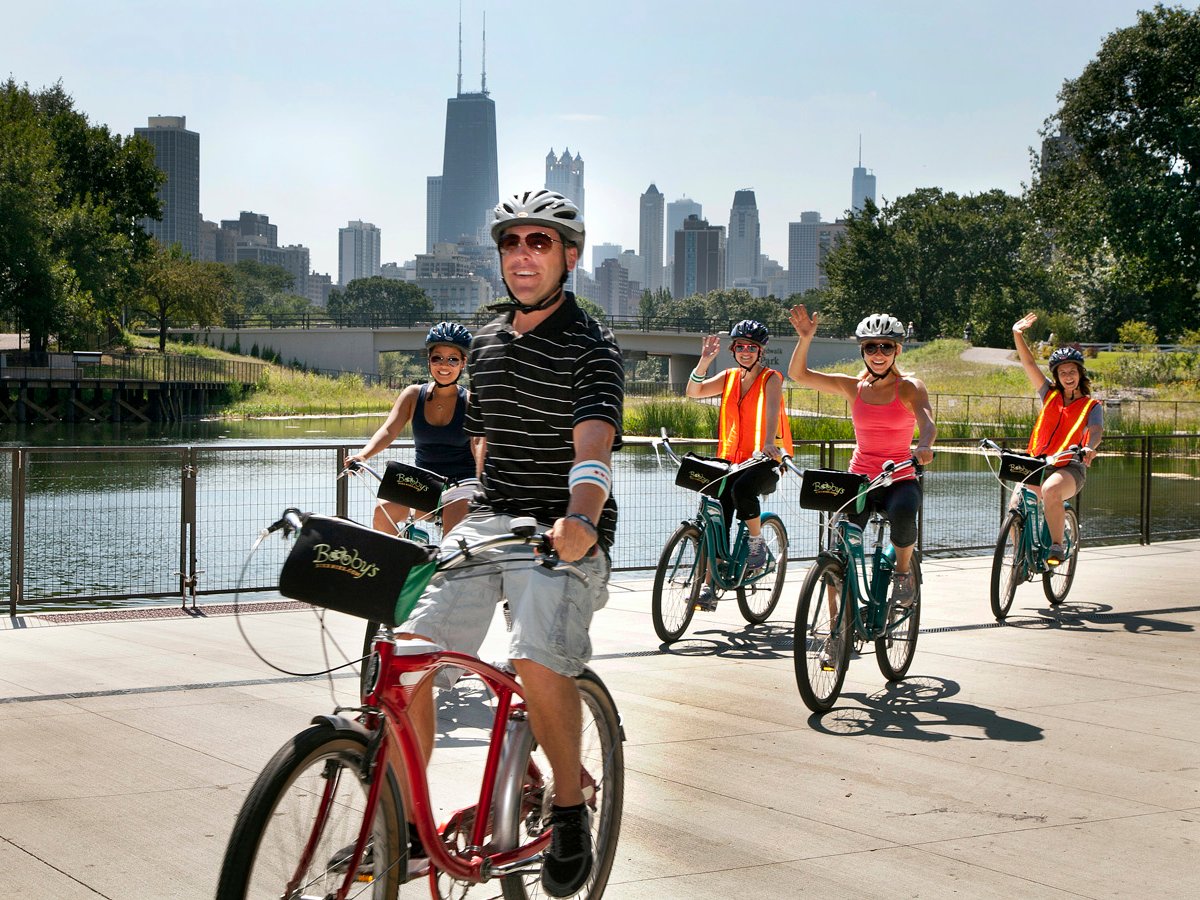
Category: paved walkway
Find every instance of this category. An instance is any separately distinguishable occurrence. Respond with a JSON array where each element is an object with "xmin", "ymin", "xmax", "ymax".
[{"xmin": 2, "ymin": 540, "xmax": 1197, "ymax": 898}]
